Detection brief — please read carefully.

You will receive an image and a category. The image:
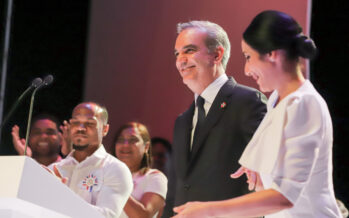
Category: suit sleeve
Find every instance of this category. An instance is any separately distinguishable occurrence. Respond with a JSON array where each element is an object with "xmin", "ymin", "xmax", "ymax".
[
  {"xmin": 162, "ymin": 147, "xmax": 177, "ymax": 218},
  {"xmin": 240, "ymin": 90, "xmax": 267, "ymax": 144}
]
